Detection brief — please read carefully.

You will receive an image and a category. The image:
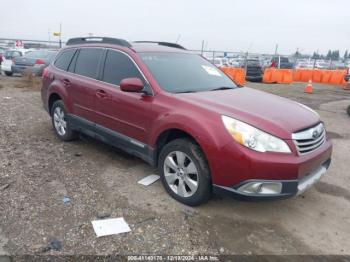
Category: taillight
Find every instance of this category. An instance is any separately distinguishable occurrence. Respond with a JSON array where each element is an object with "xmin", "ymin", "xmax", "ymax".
[
  {"xmin": 42, "ymin": 68, "xmax": 49, "ymax": 78},
  {"xmin": 35, "ymin": 59, "xmax": 45, "ymax": 65}
]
